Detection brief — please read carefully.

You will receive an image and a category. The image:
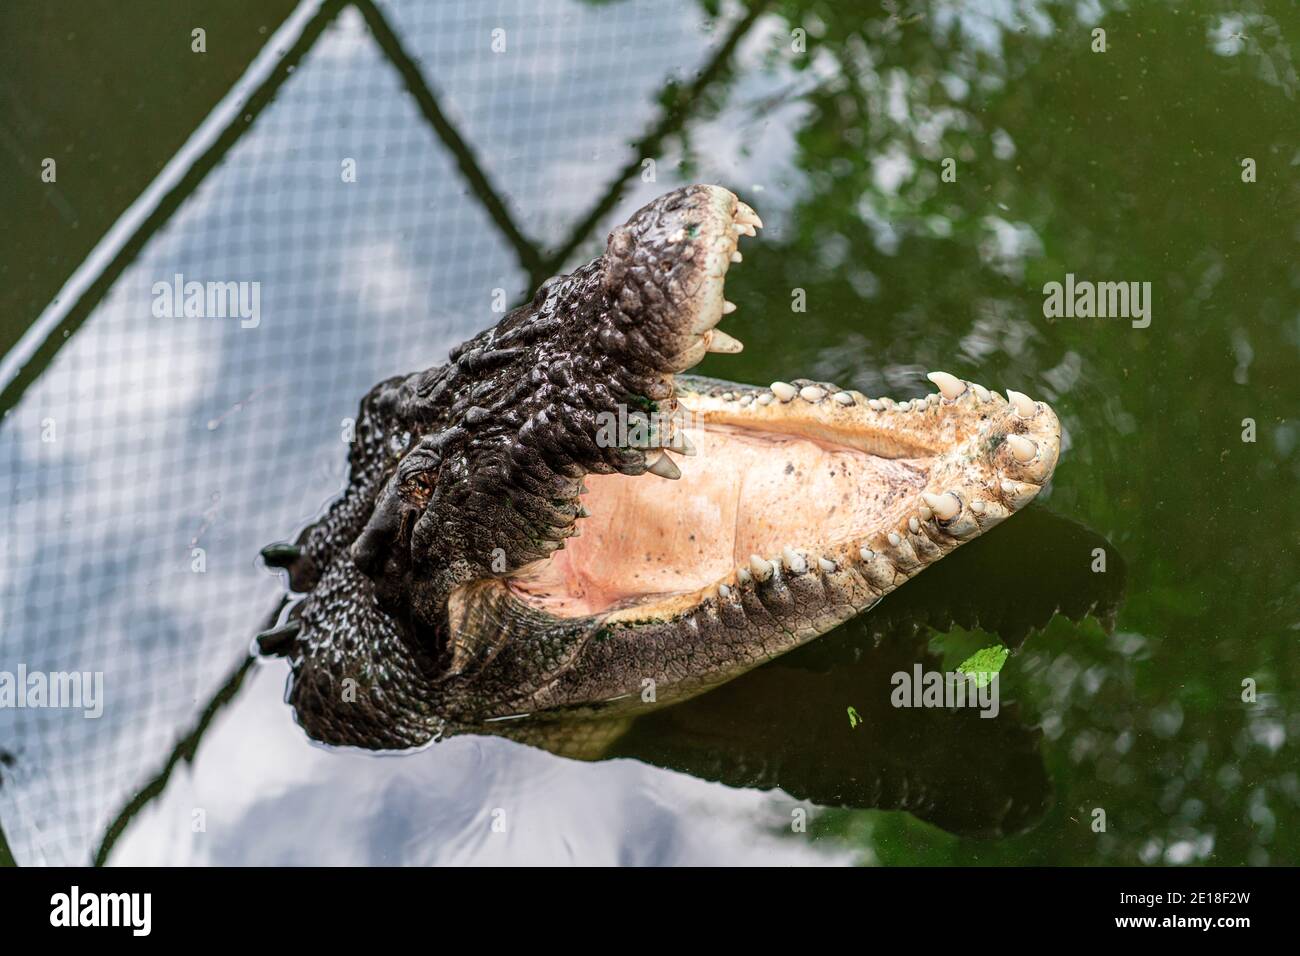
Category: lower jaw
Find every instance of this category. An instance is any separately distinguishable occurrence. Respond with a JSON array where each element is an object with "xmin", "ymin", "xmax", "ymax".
[{"xmin": 507, "ymin": 372, "xmax": 1060, "ymax": 625}]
